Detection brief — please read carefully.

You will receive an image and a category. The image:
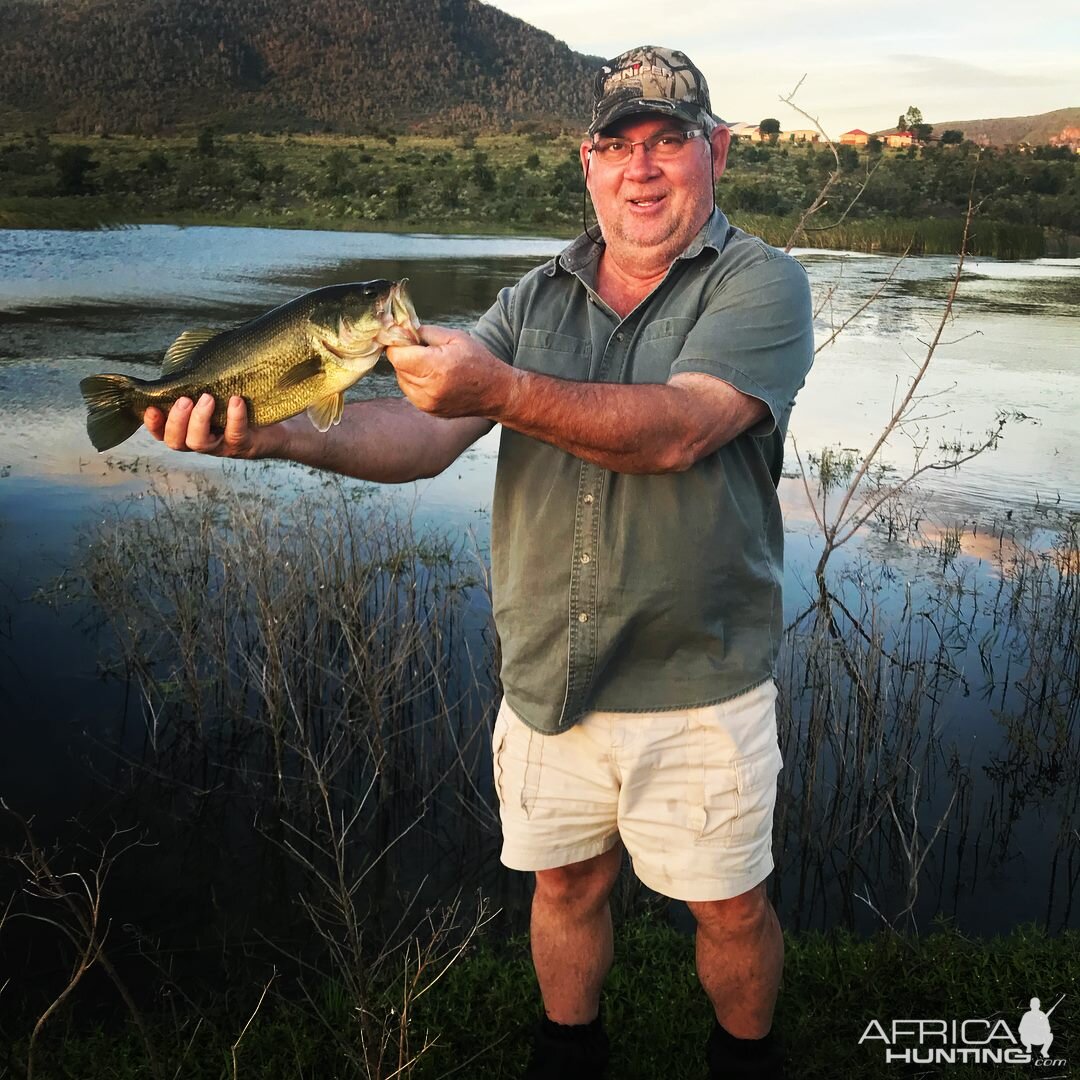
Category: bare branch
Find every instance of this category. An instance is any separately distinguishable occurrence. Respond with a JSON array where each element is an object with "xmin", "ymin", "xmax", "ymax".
[{"xmin": 231, "ymin": 969, "xmax": 276, "ymax": 1080}]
